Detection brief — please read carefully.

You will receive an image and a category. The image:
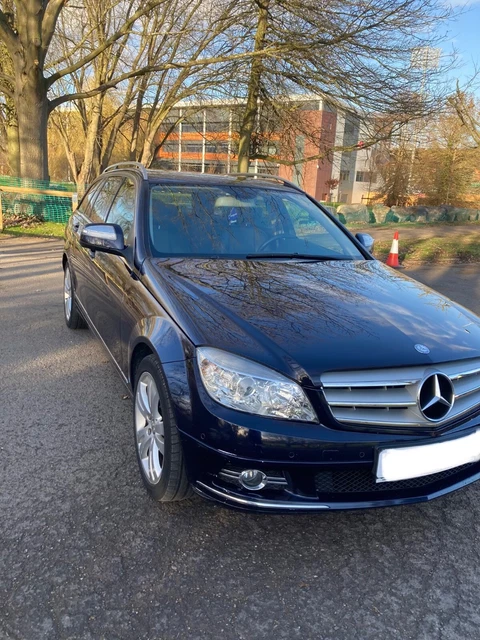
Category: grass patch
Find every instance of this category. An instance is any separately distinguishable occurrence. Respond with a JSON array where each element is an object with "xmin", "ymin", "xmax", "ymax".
[
  {"xmin": 374, "ymin": 234, "xmax": 480, "ymax": 264},
  {"xmin": 1, "ymin": 221, "xmax": 65, "ymax": 238}
]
